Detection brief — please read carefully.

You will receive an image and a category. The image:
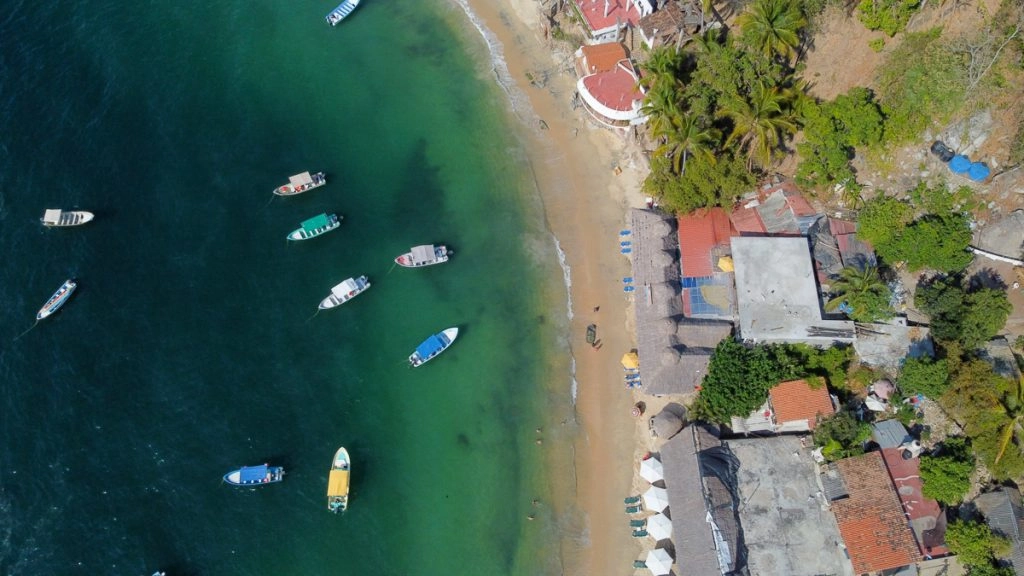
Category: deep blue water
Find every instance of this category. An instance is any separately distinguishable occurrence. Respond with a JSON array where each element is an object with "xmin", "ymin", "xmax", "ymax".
[{"xmin": 0, "ymin": 1, "xmax": 568, "ymax": 574}]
